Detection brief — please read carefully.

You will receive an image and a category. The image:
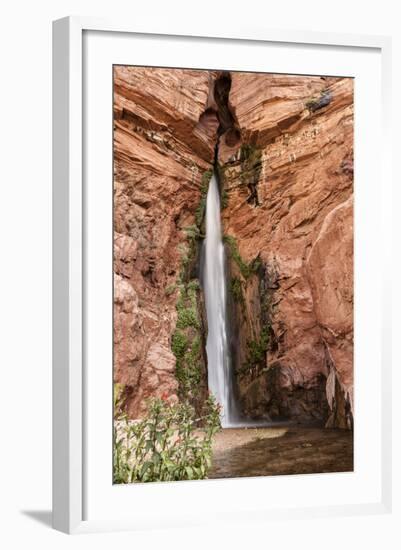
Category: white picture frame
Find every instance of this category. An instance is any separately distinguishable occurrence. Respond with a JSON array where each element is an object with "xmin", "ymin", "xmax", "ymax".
[{"xmin": 52, "ymin": 16, "xmax": 392, "ymax": 534}]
